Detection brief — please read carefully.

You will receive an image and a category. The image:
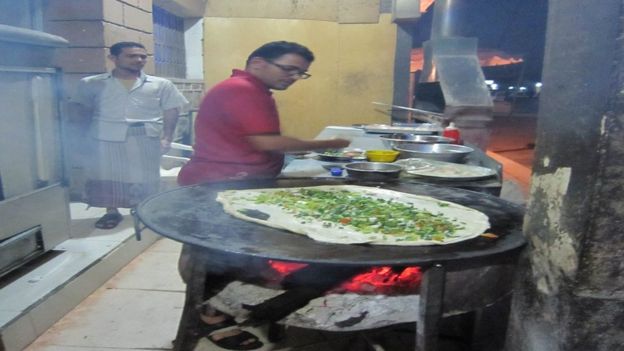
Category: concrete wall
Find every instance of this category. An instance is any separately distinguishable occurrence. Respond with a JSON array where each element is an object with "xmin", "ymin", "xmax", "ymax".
[{"xmin": 201, "ymin": 0, "xmax": 397, "ymax": 139}]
